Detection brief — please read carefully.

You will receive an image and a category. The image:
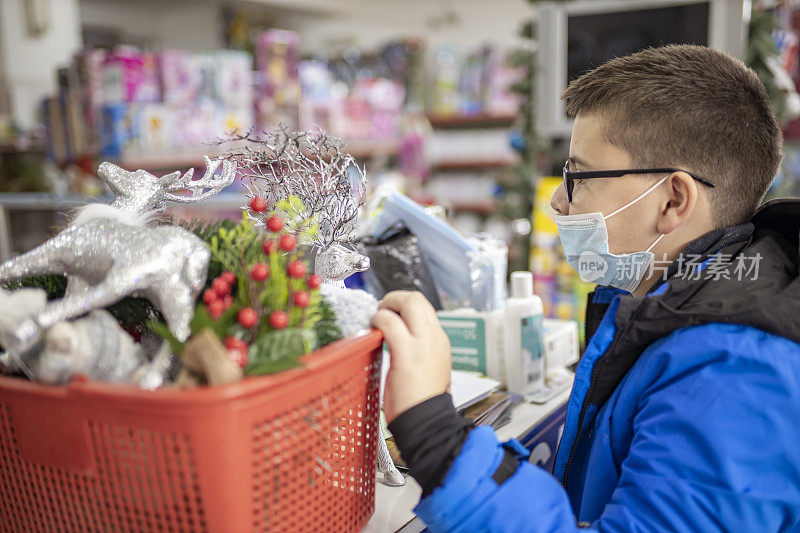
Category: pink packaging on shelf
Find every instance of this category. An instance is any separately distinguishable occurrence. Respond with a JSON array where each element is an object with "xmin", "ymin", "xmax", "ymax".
[
  {"xmin": 172, "ymin": 101, "xmax": 220, "ymax": 147},
  {"xmin": 160, "ymin": 50, "xmax": 201, "ymax": 105},
  {"xmin": 102, "ymin": 48, "xmax": 161, "ymax": 104},
  {"xmin": 255, "ymin": 29, "xmax": 299, "ymax": 85}
]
